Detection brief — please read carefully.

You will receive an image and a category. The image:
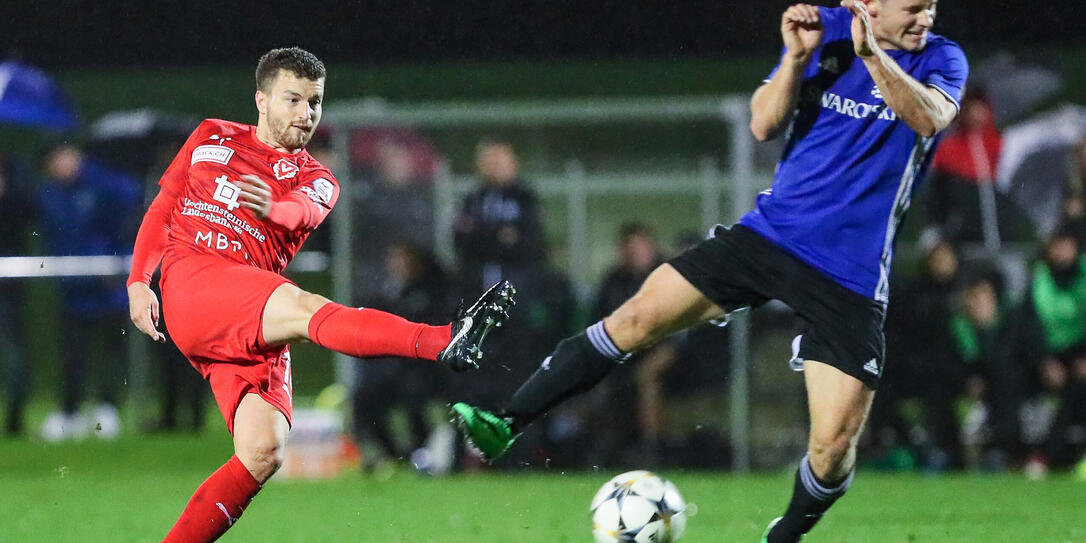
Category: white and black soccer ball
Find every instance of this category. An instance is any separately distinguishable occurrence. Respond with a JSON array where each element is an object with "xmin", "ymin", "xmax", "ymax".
[{"xmin": 590, "ymin": 470, "xmax": 688, "ymax": 543}]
